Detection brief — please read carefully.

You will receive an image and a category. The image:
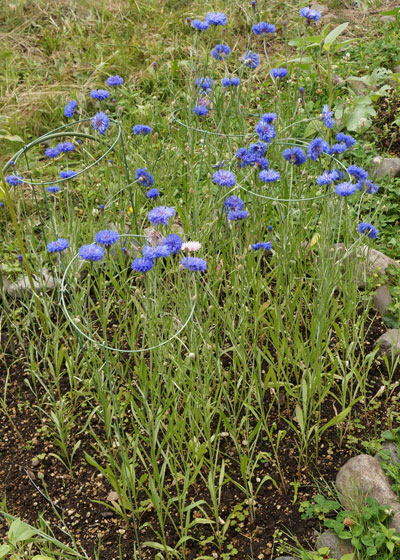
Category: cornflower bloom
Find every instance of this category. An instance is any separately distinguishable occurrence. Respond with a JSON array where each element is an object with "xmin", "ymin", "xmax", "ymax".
[
  {"xmin": 181, "ymin": 257, "xmax": 207, "ymax": 271},
  {"xmin": 90, "ymin": 89, "xmax": 110, "ymax": 100},
  {"xmin": 64, "ymin": 100, "xmax": 77, "ymax": 118},
  {"xmin": 259, "ymin": 169, "xmax": 280, "ymax": 182},
  {"xmin": 224, "ymin": 196, "xmax": 244, "ymax": 211},
  {"xmin": 195, "ymin": 76, "xmax": 213, "ymax": 92},
  {"xmin": 45, "ymin": 147, "xmax": 59, "ymax": 158},
  {"xmin": 242, "ymin": 51, "xmax": 260, "ymax": 69},
  {"xmin": 59, "ymin": 170, "xmax": 77, "ymax": 179},
  {"xmin": 57, "ymin": 142, "xmax": 75, "ymax": 153},
  {"xmin": 162, "ymin": 234, "xmax": 183, "ymax": 254},
  {"xmin": 336, "ymin": 132, "xmax": 356, "ymax": 148},
  {"xmin": 146, "ymin": 188, "xmax": 159, "ymax": 199},
  {"xmin": 211, "ymin": 44, "xmax": 231, "ymax": 60},
  {"xmin": 213, "ymin": 170, "xmax": 236, "ymax": 187},
  {"xmin": 106, "ymin": 75, "xmax": 124, "ymax": 86},
  {"xmin": 47, "ymin": 238, "xmax": 69, "ymax": 253},
  {"xmin": 270, "ymin": 68, "xmax": 288, "ymax": 79},
  {"xmin": 92, "ymin": 112, "xmax": 110, "ymax": 135},
  {"xmin": 228, "ymin": 210, "xmax": 248, "ymax": 221},
  {"xmin": 307, "ymin": 137, "xmax": 330, "ymax": 161},
  {"xmin": 79, "ymin": 244, "xmax": 105, "ymax": 261},
  {"xmin": 135, "ymin": 168, "xmax": 154, "ymax": 187},
  {"xmin": 131, "ymin": 257, "xmax": 154, "ymax": 272},
  {"xmin": 148, "ymin": 206, "xmax": 175, "ymax": 226},
  {"xmin": 283, "ymin": 147, "xmax": 307, "ymax": 166},
  {"xmin": 357, "ymin": 222, "xmax": 379, "ymax": 239},
  {"xmin": 253, "ymin": 22, "xmax": 275, "ymax": 34},
  {"xmin": 193, "ymin": 105, "xmax": 208, "ymax": 116},
  {"xmin": 252, "ymin": 242, "xmax": 272, "ymax": 251},
  {"xmin": 335, "ymin": 182, "xmax": 358, "ymax": 196},
  {"xmin": 46, "ymin": 185, "xmax": 61, "ymax": 193},
  {"xmin": 205, "ymin": 12, "xmax": 227, "ymax": 26},
  {"xmin": 94, "ymin": 230, "xmax": 119, "ymax": 246},
  {"xmin": 299, "ymin": 7, "xmax": 321, "ymax": 21},
  {"xmin": 222, "ymin": 76, "xmax": 240, "ymax": 87},
  {"xmin": 321, "ymin": 105, "xmax": 335, "ymax": 128},
  {"xmin": 133, "ymin": 125, "xmax": 152, "ymax": 135},
  {"xmin": 191, "ymin": 19, "xmax": 209, "ymax": 31}
]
